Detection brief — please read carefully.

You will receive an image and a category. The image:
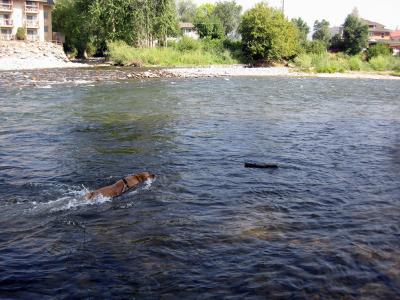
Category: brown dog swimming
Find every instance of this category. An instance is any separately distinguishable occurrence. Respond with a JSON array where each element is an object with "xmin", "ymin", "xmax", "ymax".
[{"xmin": 85, "ymin": 172, "xmax": 155, "ymax": 200}]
